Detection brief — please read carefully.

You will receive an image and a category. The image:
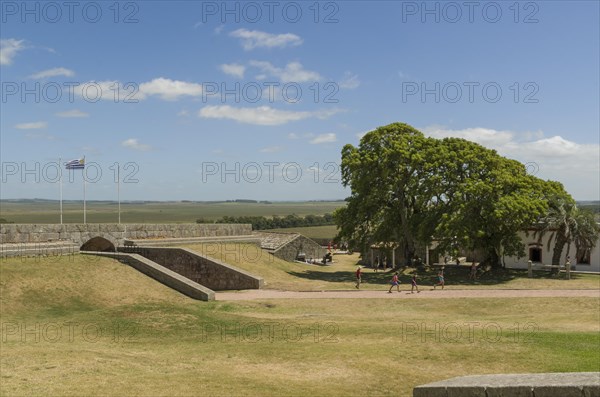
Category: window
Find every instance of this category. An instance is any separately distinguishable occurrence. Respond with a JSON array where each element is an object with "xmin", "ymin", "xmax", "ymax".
[
  {"xmin": 576, "ymin": 248, "xmax": 591, "ymax": 265},
  {"xmin": 529, "ymin": 247, "xmax": 542, "ymax": 262}
]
